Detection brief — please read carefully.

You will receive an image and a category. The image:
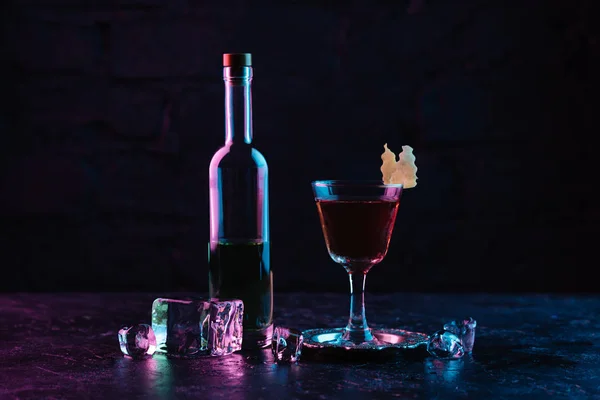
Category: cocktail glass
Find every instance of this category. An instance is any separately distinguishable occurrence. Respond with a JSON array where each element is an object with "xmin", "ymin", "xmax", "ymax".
[{"xmin": 303, "ymin": 180, "xmax": 428, "ymax": 352}]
